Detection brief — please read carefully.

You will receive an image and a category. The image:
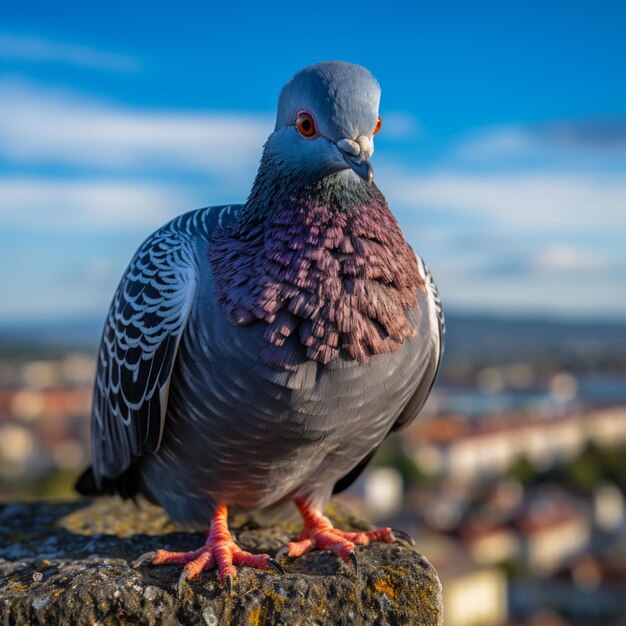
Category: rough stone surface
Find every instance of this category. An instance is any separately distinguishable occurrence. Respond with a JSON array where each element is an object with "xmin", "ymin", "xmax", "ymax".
[{"xmin": 0, "ymin": 498, "xmax": 442, "ymax": 625}]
